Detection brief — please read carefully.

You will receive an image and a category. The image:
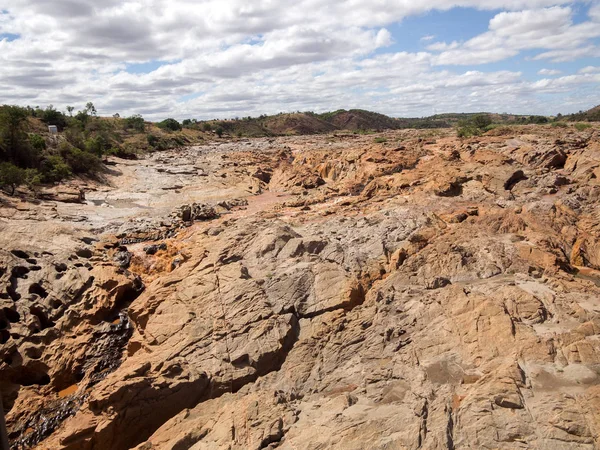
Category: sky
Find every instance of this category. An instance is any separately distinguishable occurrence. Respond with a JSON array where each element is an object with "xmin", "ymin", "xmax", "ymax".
[{"xmin": 0, "ymin": 0, "xmax": 599, "ymax": 120}]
